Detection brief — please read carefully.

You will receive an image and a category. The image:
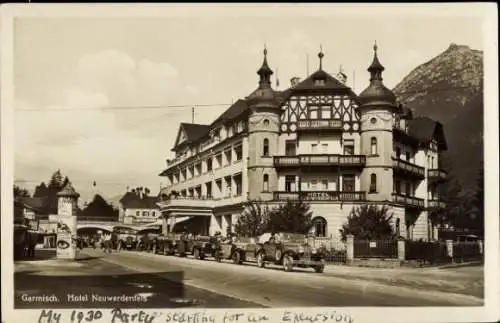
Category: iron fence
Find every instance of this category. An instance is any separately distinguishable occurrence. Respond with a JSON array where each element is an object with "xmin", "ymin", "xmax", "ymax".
[
  {"xmin": 452, "ymin": 241, "xmax": 483, "ymax": 262},
  {"xmin": 353, "ymin": 239, "xmax": 398, "ymax": 258},
  {"xmin": 405, "ymin": 240, "xmax": 451, "ymax": 265}
]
